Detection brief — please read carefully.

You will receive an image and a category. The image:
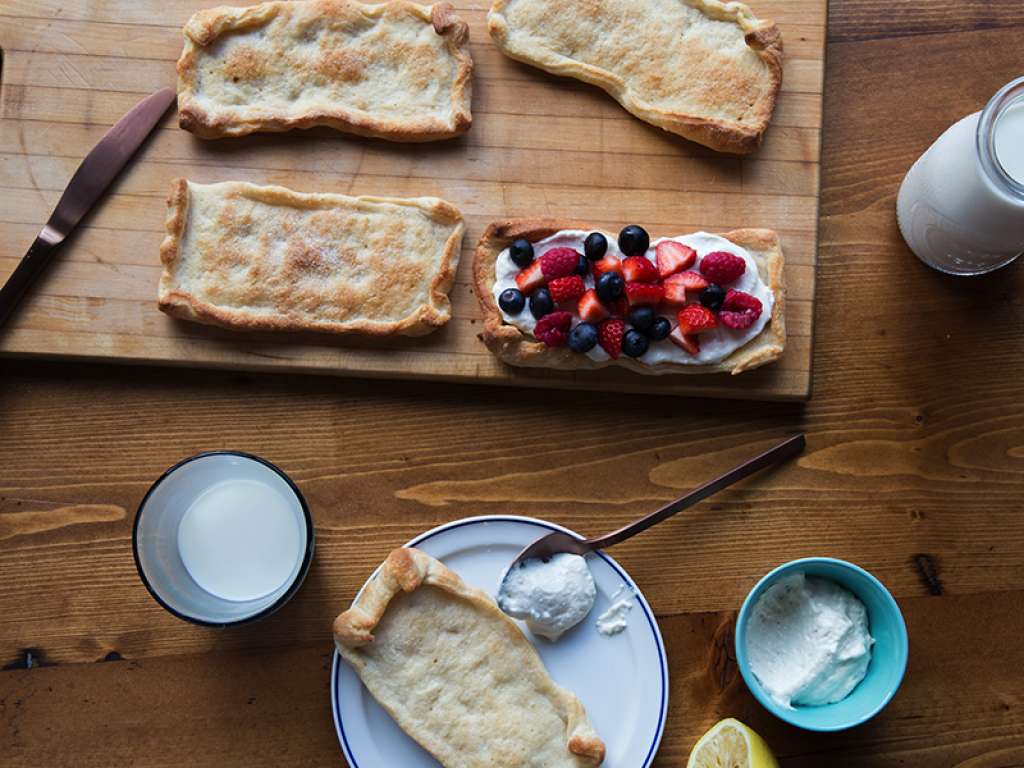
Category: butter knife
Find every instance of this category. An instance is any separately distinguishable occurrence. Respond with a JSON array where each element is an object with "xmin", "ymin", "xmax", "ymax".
[{"xmin": 0, "ymin": 86, "xmax": 176, "ymax": 328}]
